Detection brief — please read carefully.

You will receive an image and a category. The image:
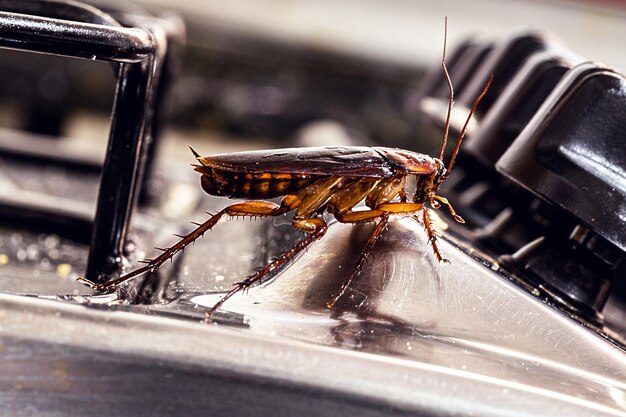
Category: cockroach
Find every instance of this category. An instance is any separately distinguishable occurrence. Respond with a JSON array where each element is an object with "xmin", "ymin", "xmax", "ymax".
[{"xmin": 79, "ymin": 18, "xmax": 492, "ymax": 317}]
